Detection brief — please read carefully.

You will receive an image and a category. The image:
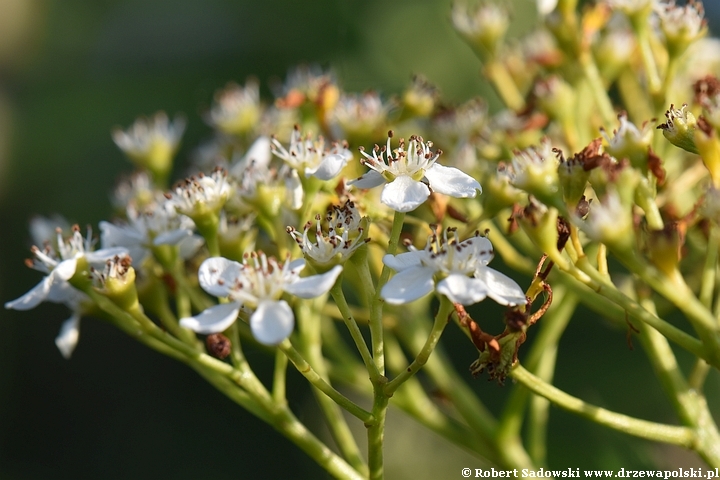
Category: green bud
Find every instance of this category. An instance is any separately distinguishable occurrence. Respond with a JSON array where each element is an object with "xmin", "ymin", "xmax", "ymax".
[
  {"xmin": 534, "ymin": 76, "xmax": 575, "ymax": 123},
  {"xmin": 509, "ymin": 140, "xmax": 561, "ymax": 208},
  {"xmin": 518, "ymin": 198, "xmax": 562, "ymax": 259},
  {"xmin": 657, "ymin": 104, "xmax": 699, "ymax": 155},
  {"xmin": 94, "ymin": 257, "xmax": 140, "ymax": 313},
  {"xmin": 602, "ymin": 112, "xmax": 653, "ymax": 173},
  {"xmin": 451, "ymin": 1, "xmax": 509, "ymax": 59}
]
